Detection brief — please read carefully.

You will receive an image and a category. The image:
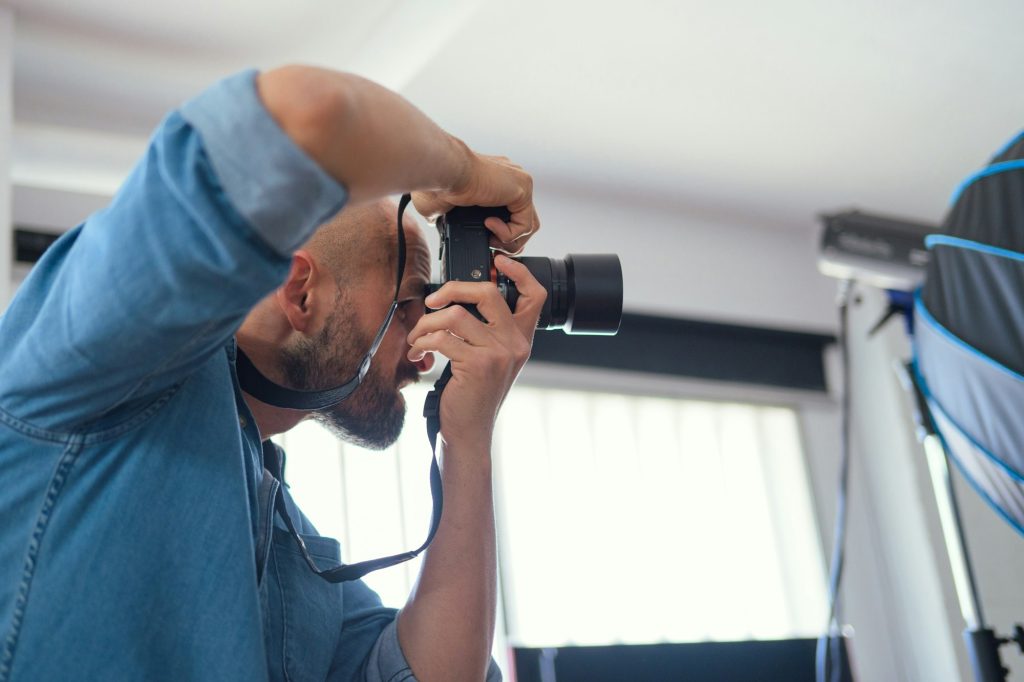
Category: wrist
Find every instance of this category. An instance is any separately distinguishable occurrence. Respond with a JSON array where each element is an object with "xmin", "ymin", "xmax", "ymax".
[
  {"xmin": 438, "ymin": 428, "xmax": 493, "ymax": 461},
  {"xmin": 443, "ymin": 135, "xmax": 476, "ymax": 195}
]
